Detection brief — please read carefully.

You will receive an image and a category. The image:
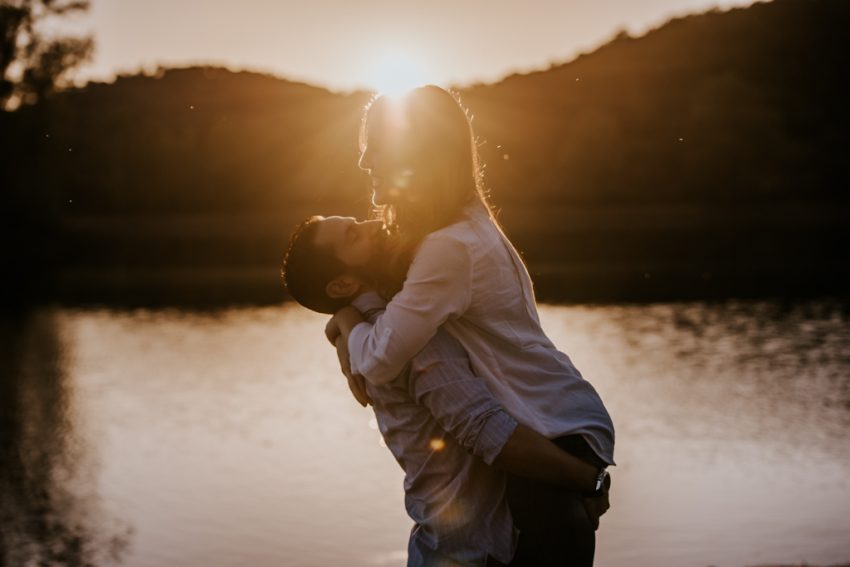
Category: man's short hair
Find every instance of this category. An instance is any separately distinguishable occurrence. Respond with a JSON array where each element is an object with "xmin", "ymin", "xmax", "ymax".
[{"xmin": 282, "ymin": 216, "xmax": 351, "ymax": 314}]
